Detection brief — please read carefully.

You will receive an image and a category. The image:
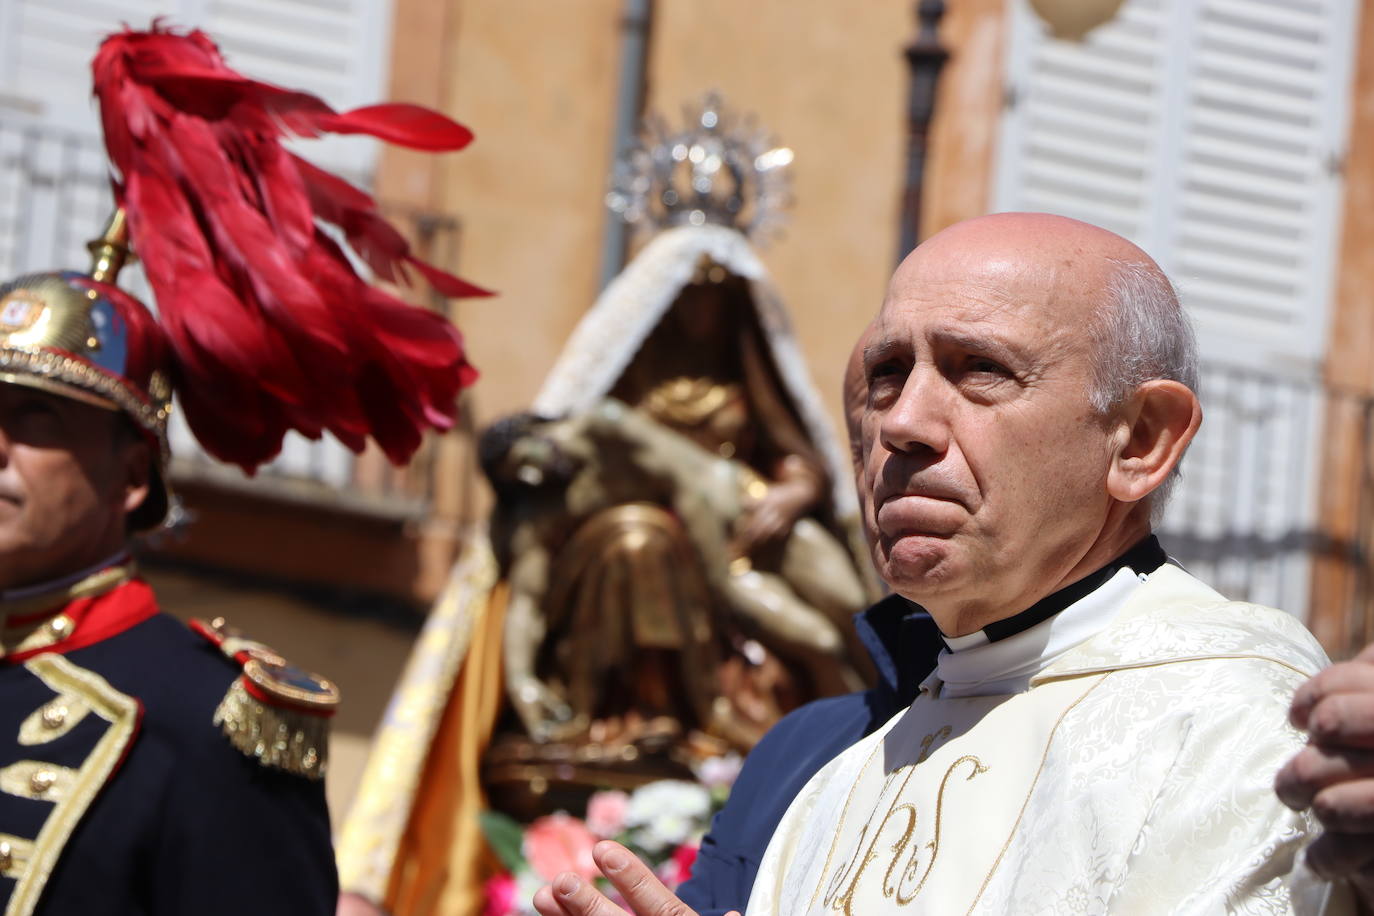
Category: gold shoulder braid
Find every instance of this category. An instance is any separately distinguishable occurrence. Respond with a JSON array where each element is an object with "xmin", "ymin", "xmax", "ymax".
[{"xmin": 188, "ymin": 618, "xmax": 339, "ymax": 780}]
